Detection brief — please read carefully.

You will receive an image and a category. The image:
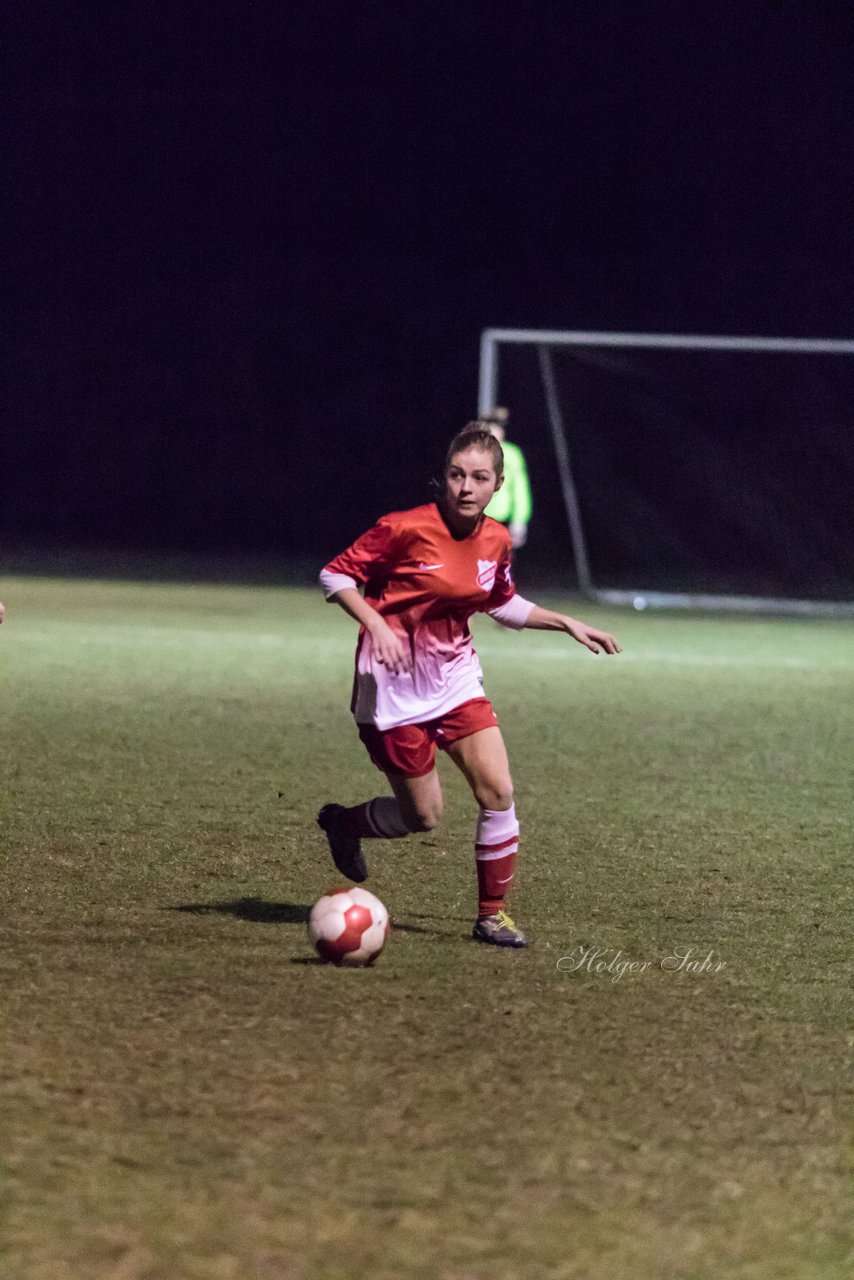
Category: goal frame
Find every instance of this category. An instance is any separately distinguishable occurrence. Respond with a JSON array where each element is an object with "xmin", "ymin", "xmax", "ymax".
[{"xmin": 478, "ymin": 328, "xmax": 854, "ymax": 617}]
